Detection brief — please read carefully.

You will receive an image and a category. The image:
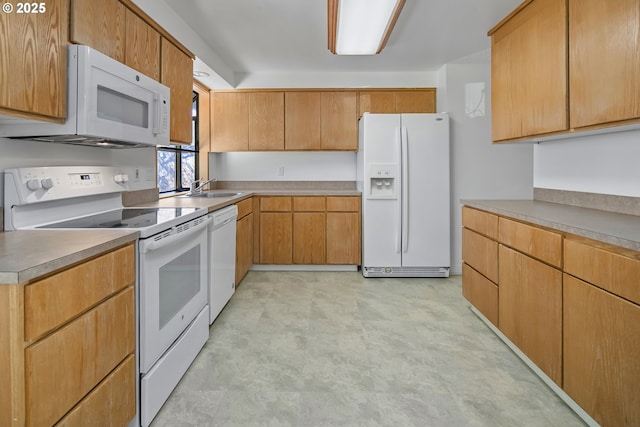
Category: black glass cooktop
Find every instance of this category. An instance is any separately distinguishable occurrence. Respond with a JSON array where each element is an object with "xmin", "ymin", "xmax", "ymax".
[{"xmin": 38, "ymin": 207, "xmax": 199, "ymax": 230}]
